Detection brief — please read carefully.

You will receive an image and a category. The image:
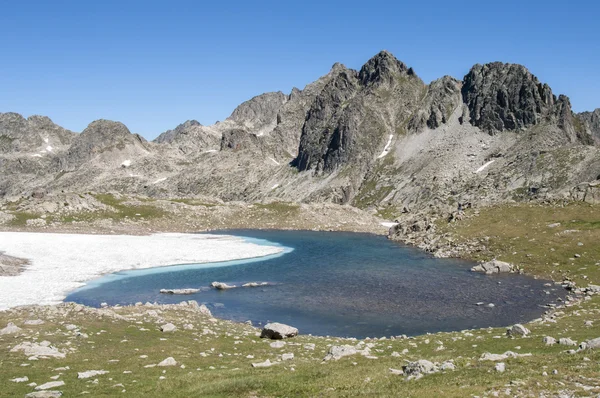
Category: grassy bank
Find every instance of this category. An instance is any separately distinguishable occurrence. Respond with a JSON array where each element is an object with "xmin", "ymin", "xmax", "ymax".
[{"xmin": 1, "ymin": 203, "xmax": 600, "ymax": 397}]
